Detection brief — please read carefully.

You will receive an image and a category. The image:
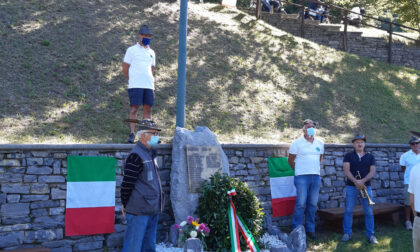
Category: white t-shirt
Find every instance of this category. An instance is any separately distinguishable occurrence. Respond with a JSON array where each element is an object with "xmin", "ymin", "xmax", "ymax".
[
  {"xmin": 289, "ymin": 136, "xmax": 324, "ymax": 176},
  {"xmin": 349, "ymin": 7, "xmax": 362, "ymax": 20},
  {"xmin": 123, "ymin": 43, "xmax": 156, "ymax": 89},
  {"xmin": 400, "ymin": 150, "xmax": 420, "ymax": 184},
  {"xmin": 408, "ymin": 163, "xmax": 420, "ymax": 212}
]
